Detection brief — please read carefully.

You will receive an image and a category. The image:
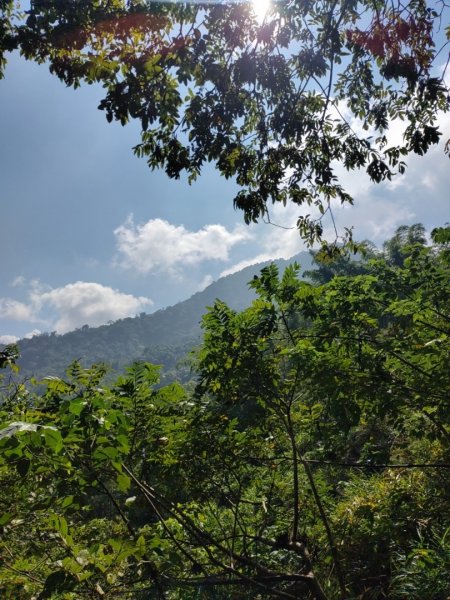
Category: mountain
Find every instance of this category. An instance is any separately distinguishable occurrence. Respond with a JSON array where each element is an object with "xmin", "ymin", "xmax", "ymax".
[{"xmin": 11, "ymin": 252, "xmax": 313, "ymax": 382}]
